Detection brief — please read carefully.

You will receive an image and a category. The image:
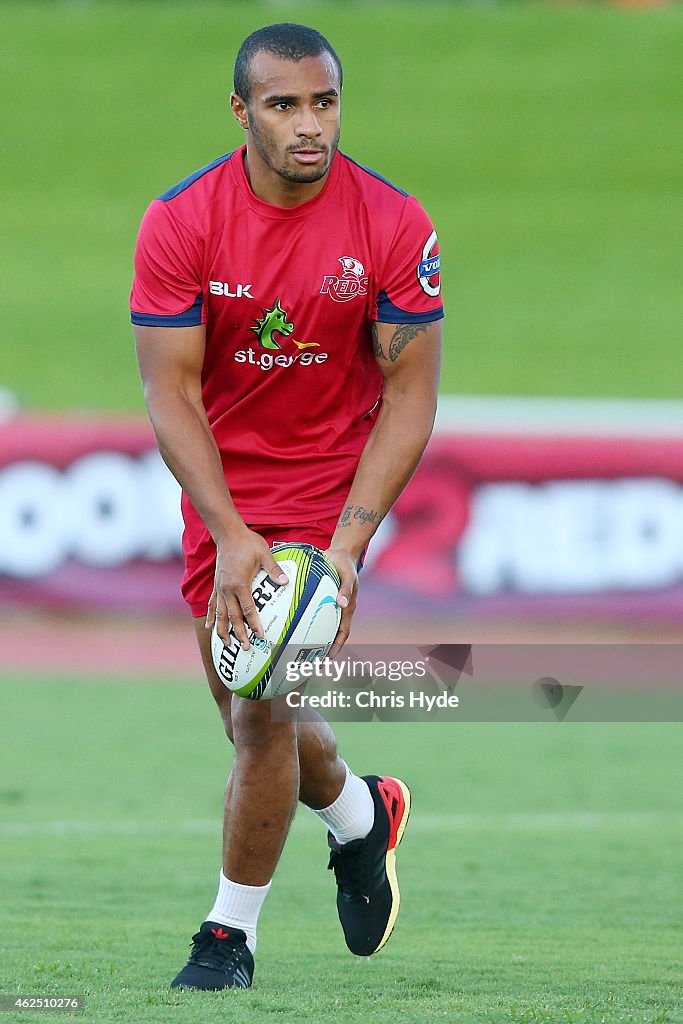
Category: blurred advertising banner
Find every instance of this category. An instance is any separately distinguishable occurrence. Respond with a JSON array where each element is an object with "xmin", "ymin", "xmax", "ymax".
[
  {"xmin": 1, "ymin": 398, "xmax": 683, "ymax": 619},
  {"xmin": 0, "ymin": 415, "xmax": 184, "ymax": 610}
]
